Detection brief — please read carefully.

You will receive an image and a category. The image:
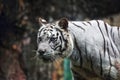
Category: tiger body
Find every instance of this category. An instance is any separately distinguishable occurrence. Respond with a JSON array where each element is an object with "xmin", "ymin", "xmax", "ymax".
[
  {"xmin": 37, "ymin": 18, "xmax": 120, "ymax": 80},
  {"xmin": 68, "ymin": 20, "xmax": 120, "ymax": 80}
]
